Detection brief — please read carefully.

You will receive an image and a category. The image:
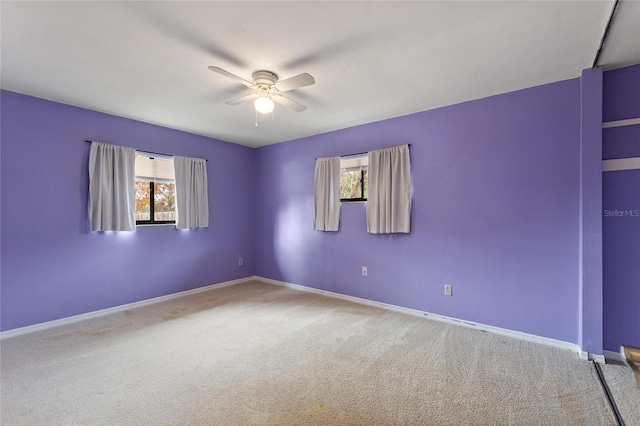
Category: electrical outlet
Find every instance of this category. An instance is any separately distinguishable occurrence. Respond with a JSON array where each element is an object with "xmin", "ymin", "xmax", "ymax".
[
  {"xmin": 362, "ymin": 266, "xmax": 368, "ymax": 276},
  {"xmin": 444, "ymin": 284, "xmax": 452, "ymax": 296},
  {"xmin": 238, "ymin": 258, "xmax": 243, "ymax": 266}
]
